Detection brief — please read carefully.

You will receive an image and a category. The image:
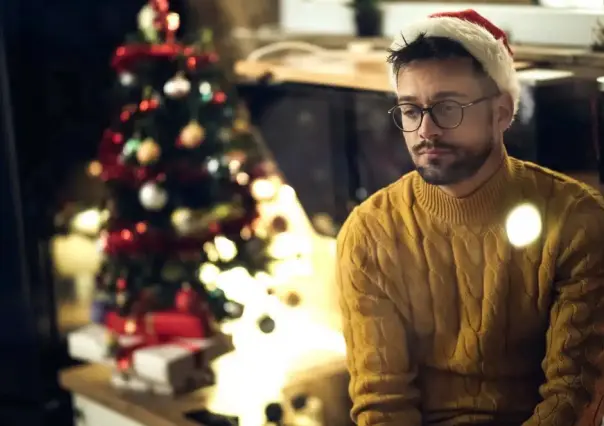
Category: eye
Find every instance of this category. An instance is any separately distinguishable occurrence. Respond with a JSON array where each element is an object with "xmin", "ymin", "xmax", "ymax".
[
  {"xmin": 434, "ymin": 101, "xmax": 460, "ymax": 116},
  {"xmin": 401, "ymin": 107, "xmax": 420, "ymax": 118}
]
